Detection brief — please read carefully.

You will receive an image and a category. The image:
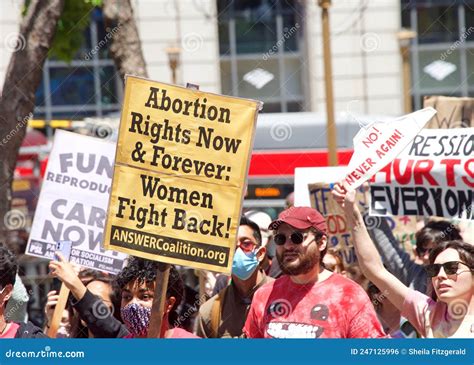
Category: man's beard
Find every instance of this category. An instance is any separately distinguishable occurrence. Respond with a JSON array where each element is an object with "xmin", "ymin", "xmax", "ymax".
[{"xmin": 276, "ymin": 242, "xmax": 320, "ymax": 276}]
